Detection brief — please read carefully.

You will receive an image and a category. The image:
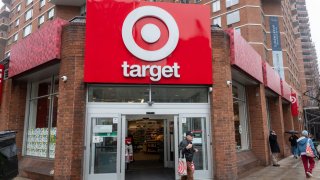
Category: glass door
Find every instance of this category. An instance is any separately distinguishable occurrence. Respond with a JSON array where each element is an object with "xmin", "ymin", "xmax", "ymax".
[
  {"xmin": 164, "ymin": 118, "xmax": 175, "ymax": 168},
  {"xmin": 177, "ymin": 114, "xmax": 212, "ymax": 179},
  {"xmin": 85, "ymin": 114, "xmax": 122, "ymax": 180}
]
